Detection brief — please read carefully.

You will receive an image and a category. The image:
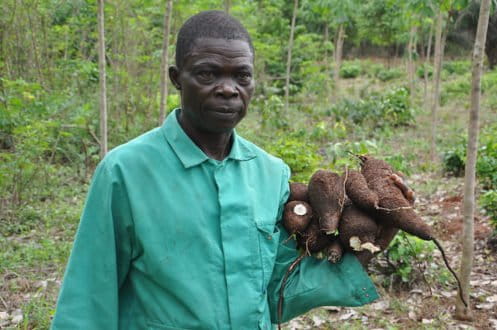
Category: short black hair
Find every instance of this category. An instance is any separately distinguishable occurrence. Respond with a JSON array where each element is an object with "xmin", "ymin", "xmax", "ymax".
[{"xmin": 175, "ymin": 10, "xmax": 254, "ymax": 69}]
